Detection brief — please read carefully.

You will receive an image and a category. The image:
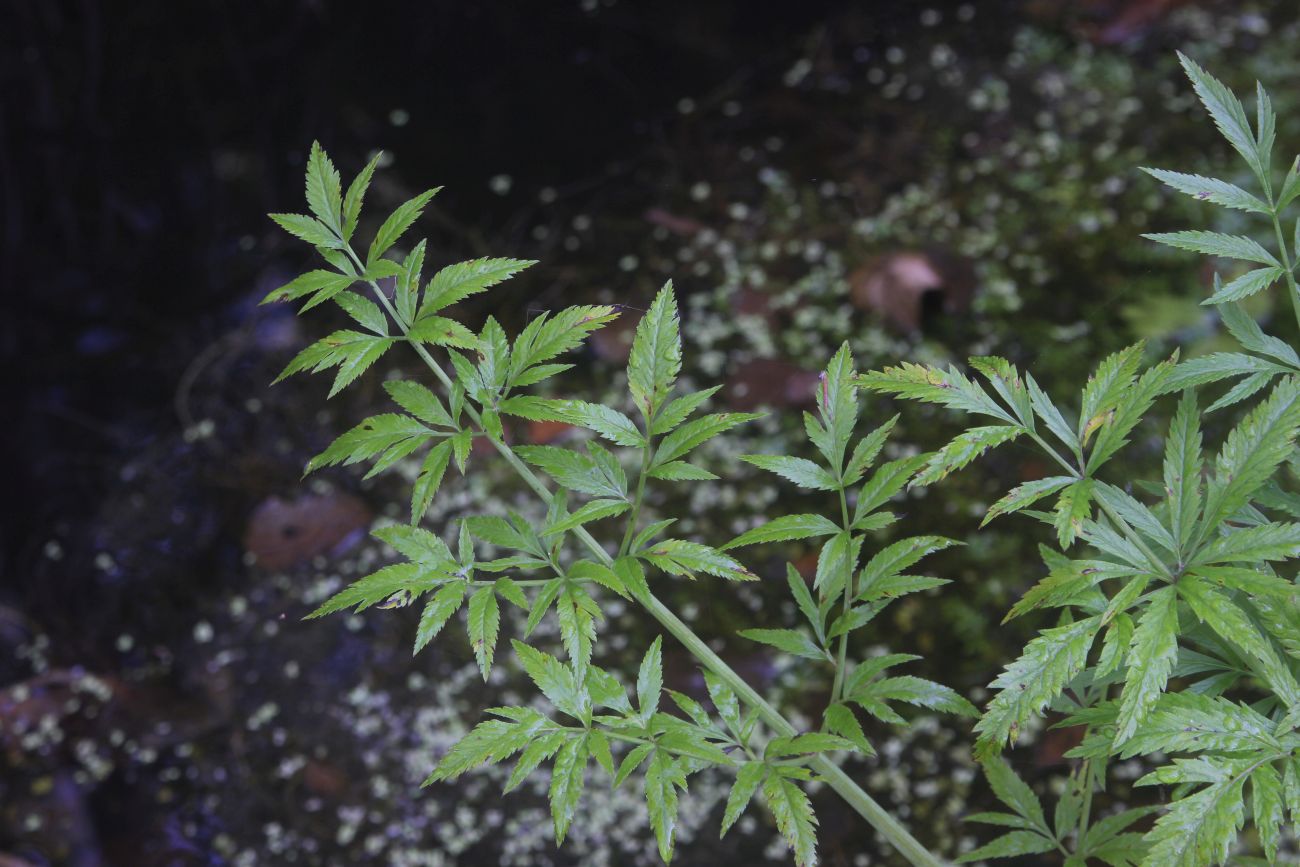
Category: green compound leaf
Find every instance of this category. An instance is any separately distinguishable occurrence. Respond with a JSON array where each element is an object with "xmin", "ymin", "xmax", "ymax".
[
  {"xmin": 628, "ymin": 283, "xmax": 682, "ymax": 418},
  {"xmin": 419, "ymin": 256, "xmax": 535, "ymax": 317},
  {"xmin": 645, "ymin": 748, "xmax": 686, "ymax": 862},
  {"xmin": 274, "ymin": 330, "xmax": 396, "ymax": 396},
  {"xmin": 1078, "ymin": 342, "xmax": 1145, "ymax": 441},
  {"xmin": 1163, "ymin": 391, "xmax": 1203, "ymax": 553},
  {"xmin": 975, "ymin": 616, "xmax": 1101, "ymax": 758},
  {"xmin": 305, "ymin": 141, "xmax": 343, "ymax": 231},
  {"xmin": 823, "ymin": 703, "xmax": 873, "ymax": 755},
  {"xmin": 723, "ymin": 514, "xmax": 840, "ymax": 549},
  {"xmin": 1203, "ymin": 266, "xmax": 1284, "ymax": 305},
  {"xmin": 637, "ymin": 636, "xmax": 663, "ymax": 719},
  {"xmin": 1142, "ymin": 230, "xmax": 1278, "ymax": 267},
  {"xmin": 1193, "ymin": 521, "xmax": 1300, "ymax": 564},
  {"xmin": 646, "ymin": 461, "xmax": 717, "ymax": 482},
  {"xmin": 1198, "ymin": 377, "xmax": 1300, "ymax": 540},
  {"xmin": 549, "ymin": 734, "xmax": 589, "ymax": 844},
  {"xmin": 955, "ymin": 831, "xmax": 1056, "ymax": 863},
  {"xmin": 654, "ymin": 412, "xmax": 761, "ymax": 465},
  {"xmin": 423, "ymin": 709, "xmax": 546, "ymax": 785},
  {"xmin": 1087, "ymin": 351, "xmax": 1177, "ymax": 475},
  {"xmin": 1251, "ymin": 762, "xmax": 1284, "ymax": 862},
  {"xmin": 721, "ymin": 762, "xmax": 765, "ymax": 837},
  {"xmin": 738, "ymin": 628, "xmax": 827, "ymax": 661},
  {"xmin": 862, "ymin": 675, "xmax": 978, "ymax": 718},
  {"xmin": 639, "ymin": 539, "xmax": 756, "ymax": 581},
  {"xmin": 543, "ymin": 499, "xmax": 630, "ymax": 537},
  {"xmin": 1177, "ymin": 575, "xmax": 1300, "ymax": 713},
  {"xmin": 333, "ymin": 291, "xmax": 388, "ymax": 335},
  {"xmin": 740, "ymin": 454, "xmax": 838, "ymax": 491},
  {"xmin": 855, "ymin": 454, "xmax": 929, "ymax": 520},
  {"xmin": 514, "ymin": 444, "xmax": 628, "ymax": 499},
  {"xmin": 980, "ymin": 757, "xmax": 1048, "ymax": 832},
  {"xmin": 261, "ymin": 269, "xmax": 356, "ymax": 307},
  {"xmin": 1221, "ymin": 302, "xmax": 1300, "ymax": 366},
  {"xmin": 559, "ymin": 400, "xmax": 645, "ymax": 447},
  {"xmin": 513, "ymin": 640, "xmax": 585, "ymax": 720},
  {"xmin": 373, "ymin": 523, "xmax": 454, "ymax": 568},
  {"xmin": 305, "ymin": 563, "xmax": 434, "ymax": 619},
  {"xmin": 841, "ymin": 414, "xmax": 898, "ymax": 486},
  {"xmin": 509, "ymin": 305, "xmax": 619, "ymax": 383},
  {"xmin": 411, "ymin": 441, "xmax": 453, "ymax": 523},
  {"xmin": 1161, "ymin": 352, "xmax": 1292, "ymax": 394},
  {"xmin": 982, "ymin": 476, "xmax": 1075, "ymax": 527},
  {"xmin": 305, "ymin": 412, "xmax": 433, "ymax": 474},
  {"xmin": 414, "ymin": 582, "xmax": 467, "ymax": 654},
  {"xmin": 1119, "ymin": 692, "xmax": 1282, "ymax": 759},
  {"xmin": 466, "ymin": 585, "xmax": 501, "ymax": 680},
  {"xmin": 1142, "ymin": 759, "xmax": 1250, "ymax": 867},
  {"xmin": 858, "ymin": 535, "xmax": 958, "ymax": 593},
  {"xmin": 1177, "ymin": 51, "xmax": 1269, "ymax": 188},
  {"xmin": 814, "ymin": 342, "xmax": 860, "ymax": 469},
  {"xmin": 912, "ymin": 425, "xmax": 1022, "ymax": 488},
  {"xmin": 505, "ymin": 732, "xmax": 565, "ymax": 793},
  {"xmin": 652, "ymin": 386, "xmax": 721, "ymax": 436},
  {"xmin": 763, "ymin": 771, "xmax": 819, "ymax": 867},
  {"xmin": 341, "ymin": 150, "xmax": 382, "ymax": 241},
  {"xmin": 270, "ymin": 212, "xmax": 340, "ymax": 248},
  {"xmin": 1140, "ymin": 167, "xmax": 1269, "ymax": 213},
  {"xmin": 1052, "ymin": 479, "xmax": 1094, "ymax": 548},
  {"xmin": 856, "ymin": 362, "xmax": 1016, "ymax": 423},
  {"xmin": 1113, "ymin": 587, "xmax": 1179, "ymax": 746},
  {"xmin": 367, "ymin": 187, "xmax": 442, "ymax": 265},
  {"xmin": 384, "ymin": 379, "xmax": 455, "ymax": 428}
]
